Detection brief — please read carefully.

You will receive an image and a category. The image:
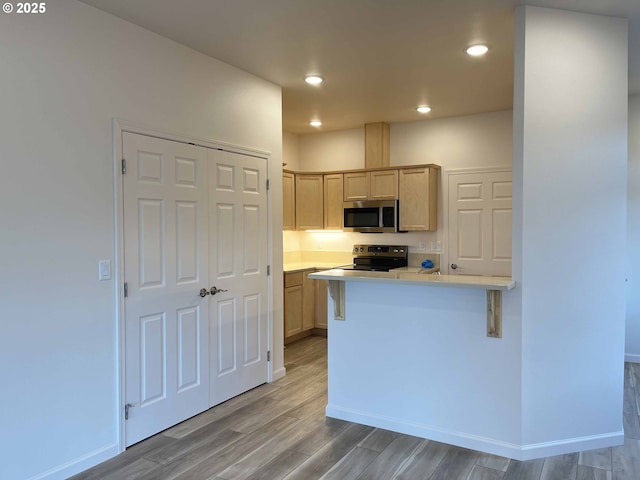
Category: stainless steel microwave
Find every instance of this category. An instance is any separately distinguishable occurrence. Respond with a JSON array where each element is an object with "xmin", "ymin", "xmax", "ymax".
[{"xmin": 343, "ymin": 200, "xmax": 399, "ymax": 233}]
